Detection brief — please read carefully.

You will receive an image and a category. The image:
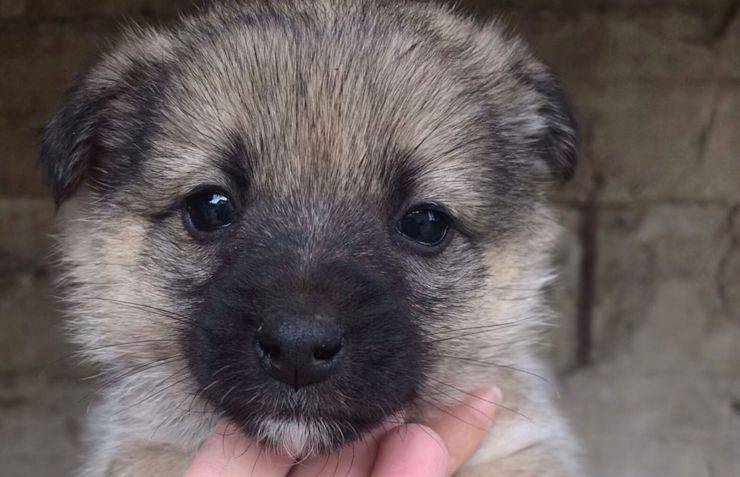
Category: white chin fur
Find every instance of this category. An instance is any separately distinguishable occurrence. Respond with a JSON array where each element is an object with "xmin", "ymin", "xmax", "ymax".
[{"xmin": 255, "ymin": 418, "xmax": 334, "ymax": 458}]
